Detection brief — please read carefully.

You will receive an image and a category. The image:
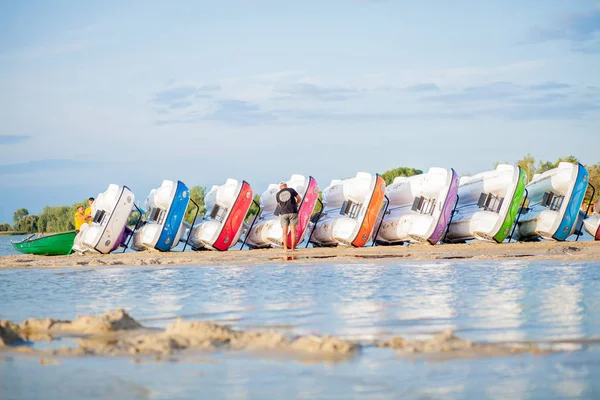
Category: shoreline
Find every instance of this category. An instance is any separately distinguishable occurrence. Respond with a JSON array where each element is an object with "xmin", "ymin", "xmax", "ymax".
[{"xmin": 1, "ymin": 241, "xmax": 599, "ymax": 269}]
